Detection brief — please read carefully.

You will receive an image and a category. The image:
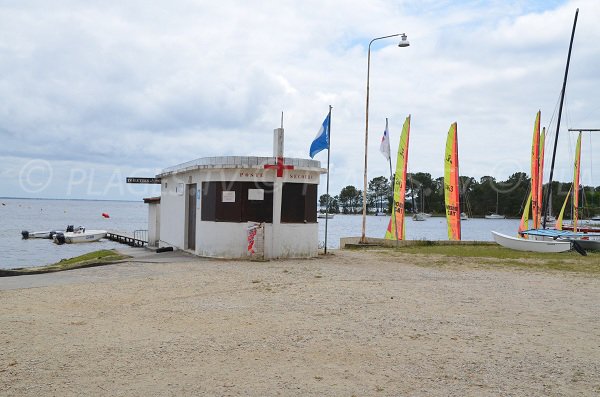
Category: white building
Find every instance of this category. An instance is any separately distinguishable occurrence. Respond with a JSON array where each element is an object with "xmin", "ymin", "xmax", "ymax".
[{"xmin": 146, "ymin": 128, "xmax": 326, "ymax": 259}]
